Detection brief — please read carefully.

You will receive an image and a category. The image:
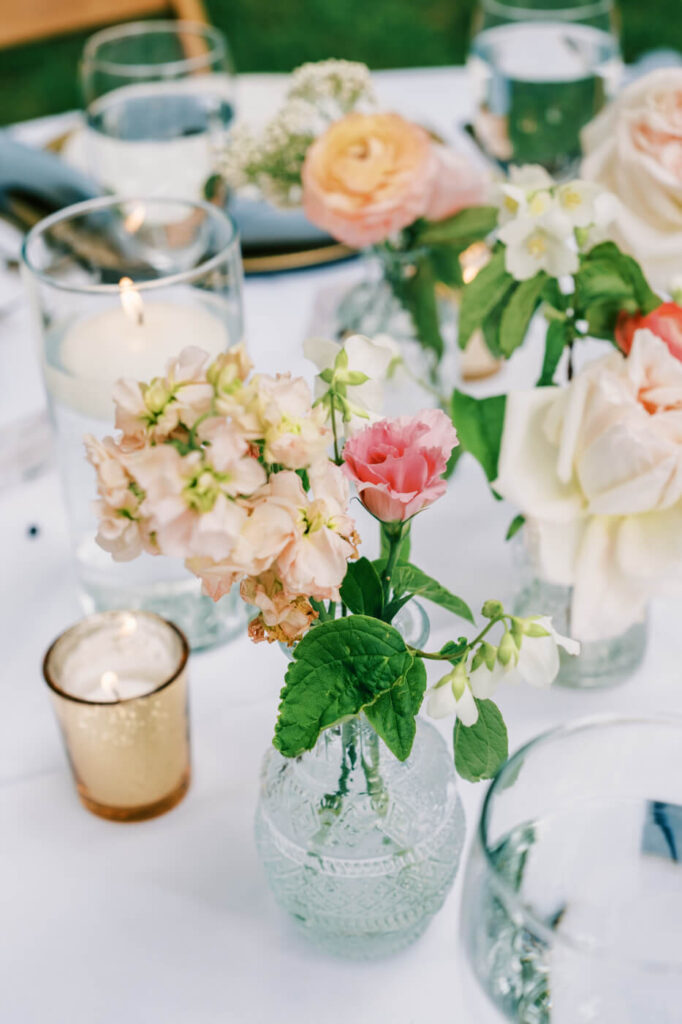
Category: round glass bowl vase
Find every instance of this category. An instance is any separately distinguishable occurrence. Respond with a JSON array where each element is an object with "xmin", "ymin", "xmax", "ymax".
[
  {"xmin": 22, "ymin": 196, "xmax": 246, "ymax": 650},
  {"xmin": 512, "ymin": 527, "xmax": 647, "ymax": 689},
  {"xmin": 460, "ymin": 715, "xmax": 682, "ymax": 1023},
  {"xmin": 257, "ymin": 602, "xmax": 465, "ymax": 958},
  {"xmin": 80, "ymin": 20, "xmax": 235, "ymax": 202}
]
